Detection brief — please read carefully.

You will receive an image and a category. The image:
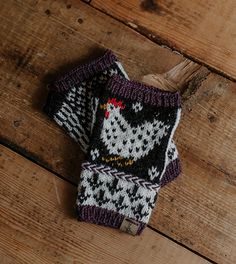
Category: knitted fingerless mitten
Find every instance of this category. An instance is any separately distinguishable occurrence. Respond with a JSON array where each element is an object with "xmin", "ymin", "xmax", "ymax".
[
  {"xmin": 44, "ymin": 50, "xmax": 181, "ymax": 186},
  {"xmin": 77, "ymin": 75, "xmax": 181, "ymax": 235},
  {"xmin": 44, "ymin": 50, "xmax": 128, "ymax": 152}
]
